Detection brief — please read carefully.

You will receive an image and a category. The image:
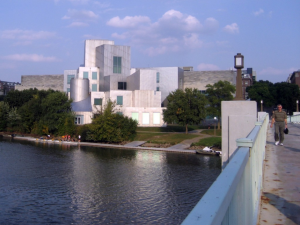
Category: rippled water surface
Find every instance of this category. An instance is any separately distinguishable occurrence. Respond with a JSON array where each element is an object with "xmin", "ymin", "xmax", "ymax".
[{"xmin": 0, "ymin": 138, "xmax": 221, "ymax": 224}]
